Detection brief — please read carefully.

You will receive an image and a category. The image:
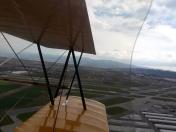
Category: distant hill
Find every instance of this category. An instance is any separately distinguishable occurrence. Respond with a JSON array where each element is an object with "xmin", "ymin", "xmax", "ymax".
[
  {"xmin": 1, "ymin": 53, "xmax": 176, "ymax": 79},
  {"xmin": 12, "ymin": 53, "xmax": 130, "ymax": 69},
  {"xmin": 80, "ymin": 58, "xmax": 130, "ymax": 69},
  {"xmin": 133, "ymin": 68, "xmax": 176, "ymax": 79}
]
